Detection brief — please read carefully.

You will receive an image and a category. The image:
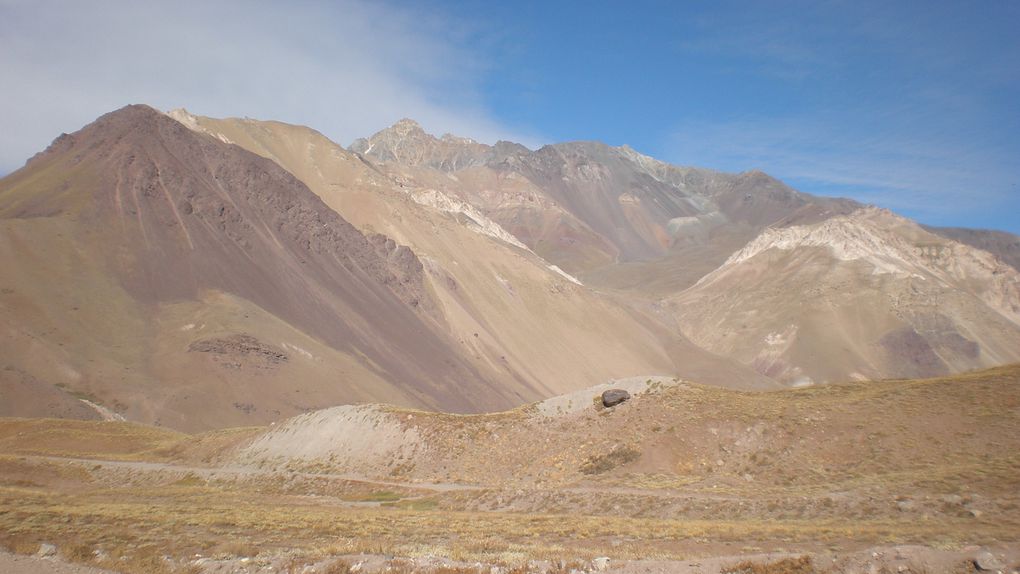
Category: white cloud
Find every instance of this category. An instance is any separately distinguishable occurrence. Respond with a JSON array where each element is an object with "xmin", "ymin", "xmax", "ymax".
[{"xmin": 0, "ymin": 0, "xmax": 536, "ymax": 172}]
